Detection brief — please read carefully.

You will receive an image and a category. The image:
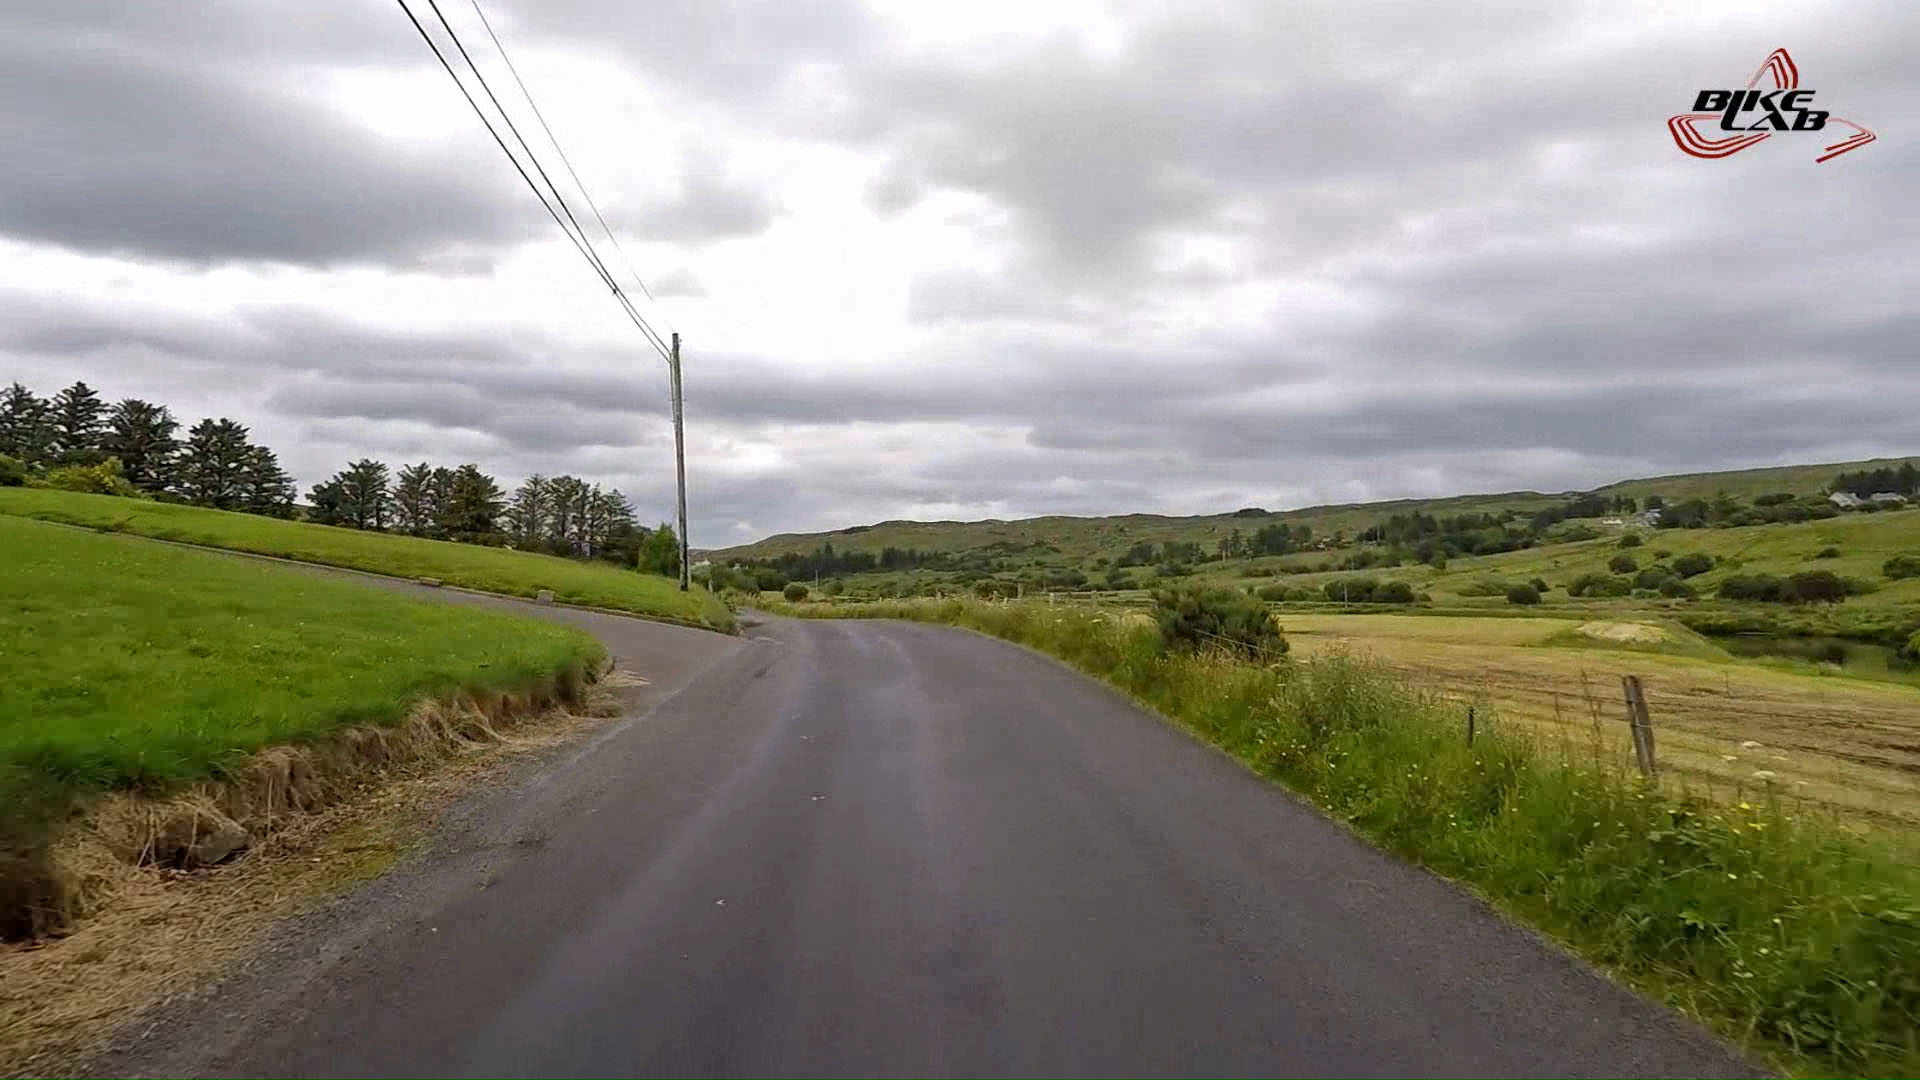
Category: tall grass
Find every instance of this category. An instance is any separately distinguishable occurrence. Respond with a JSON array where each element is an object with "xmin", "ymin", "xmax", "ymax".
[{"xmin": 782, "ymin": 598, "xmax": 1920, "ymax": 1076}]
